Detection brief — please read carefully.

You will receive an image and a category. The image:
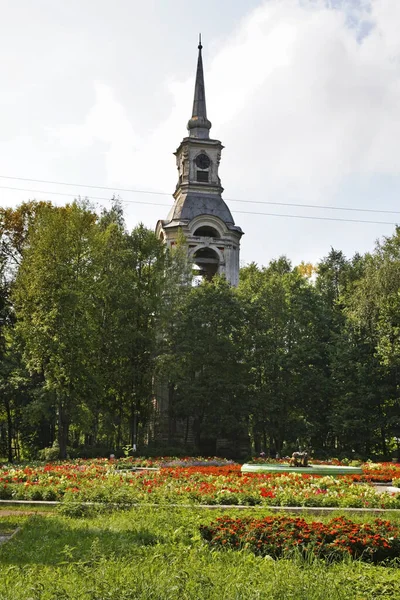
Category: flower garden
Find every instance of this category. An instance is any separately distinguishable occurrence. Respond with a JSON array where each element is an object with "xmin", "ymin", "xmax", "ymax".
[
  {"xmin": 0, "ymin": 458, "xmax": 399, "ymax": 508},
  {"xmin": 200, "ymin": 515, "xmax": 400, "ymax": 564},
  {"xmin": 1, "ymin": 458, "xmax": 400, "ymax": 598}
]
